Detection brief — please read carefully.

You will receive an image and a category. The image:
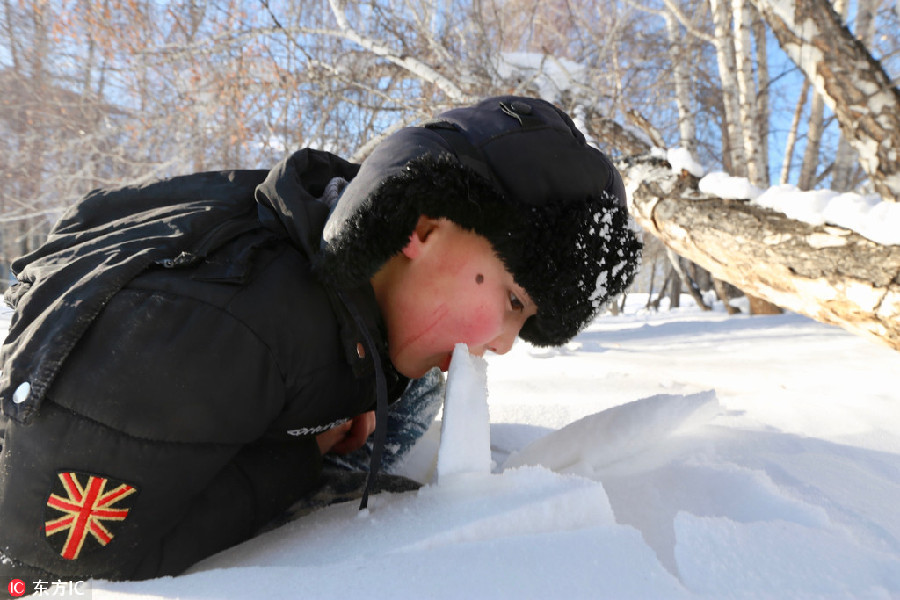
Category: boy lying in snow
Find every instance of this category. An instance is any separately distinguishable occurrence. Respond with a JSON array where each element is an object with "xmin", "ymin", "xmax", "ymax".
[{"xmin": 0, "ymin": 96, "xmax": 641, "ymax": 585}]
